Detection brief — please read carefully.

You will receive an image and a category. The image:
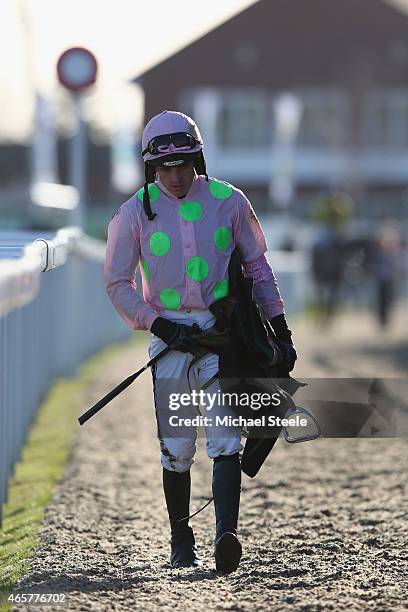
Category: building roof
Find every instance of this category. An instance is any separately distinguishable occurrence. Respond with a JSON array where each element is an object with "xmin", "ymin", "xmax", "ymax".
[{"xmin": 135, "ymin": 0, "xmax": 408, "ymax": 90}]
